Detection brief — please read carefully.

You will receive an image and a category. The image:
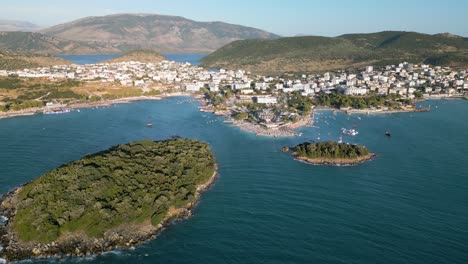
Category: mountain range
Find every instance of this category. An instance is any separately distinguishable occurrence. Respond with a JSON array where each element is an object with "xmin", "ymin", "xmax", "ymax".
[
  {"xmin": 0, "ymin": 19, "xmax": 41, "ymax": 32},
  {"xmin": 201, "ymin": 31, "xmax": 468, "ymax": 73},
  {"xmin": 39, "ymin": 13, "xmax": 280, "ymax": 53},
  {"xmin": 0, "ymin": 14, "xmax": 467, "ymax": 72},
  {"xmin": 0, "ymin": 31, "xmax": 120, "ymax": 55}
]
